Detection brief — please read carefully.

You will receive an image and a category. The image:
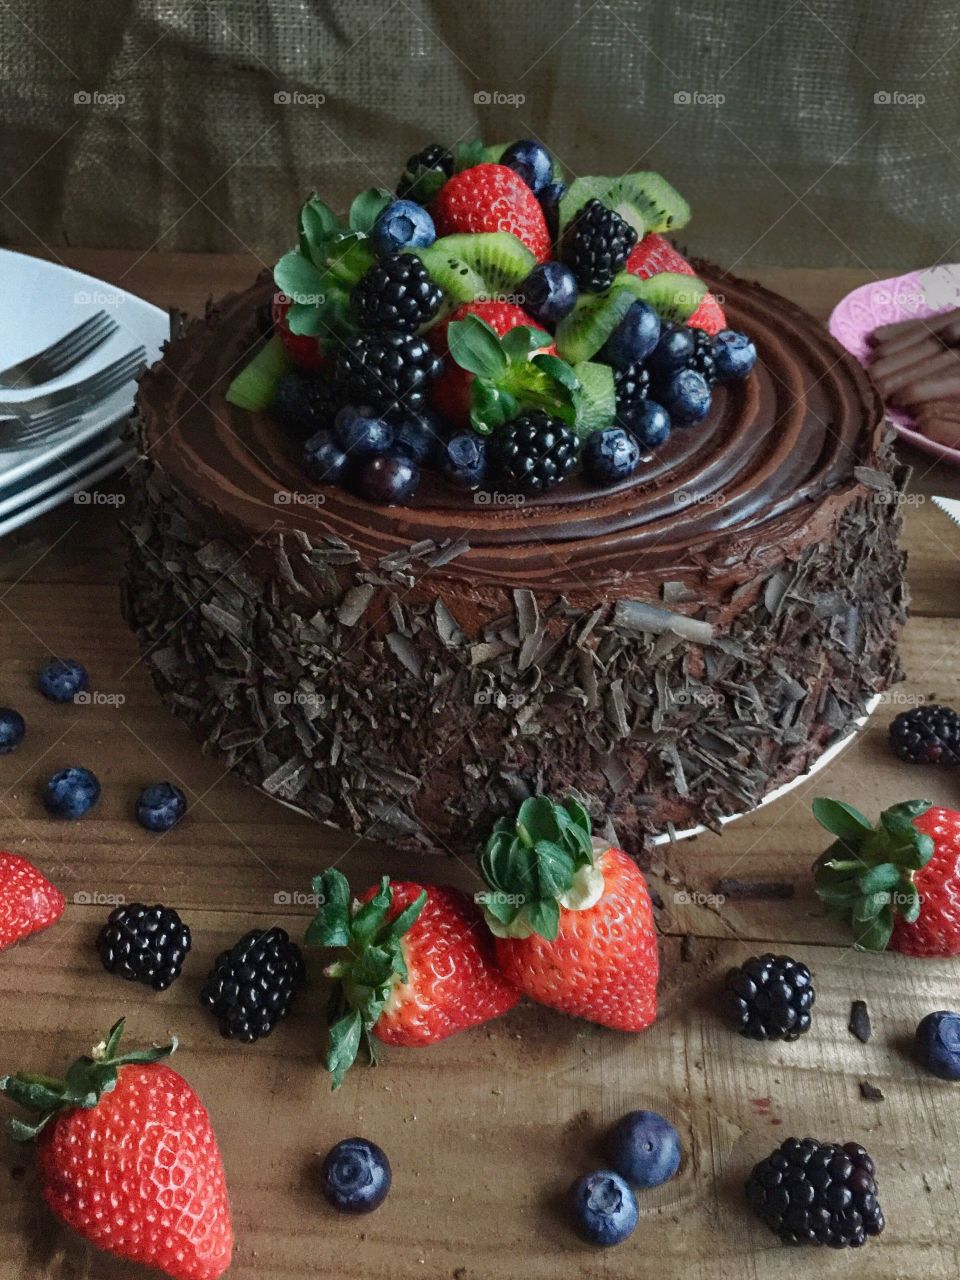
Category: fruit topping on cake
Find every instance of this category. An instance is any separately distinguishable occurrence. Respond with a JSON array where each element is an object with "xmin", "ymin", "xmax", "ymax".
[{"xmin": 226, "ymin": 138, "xmax": 758, "ymax": 505}]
